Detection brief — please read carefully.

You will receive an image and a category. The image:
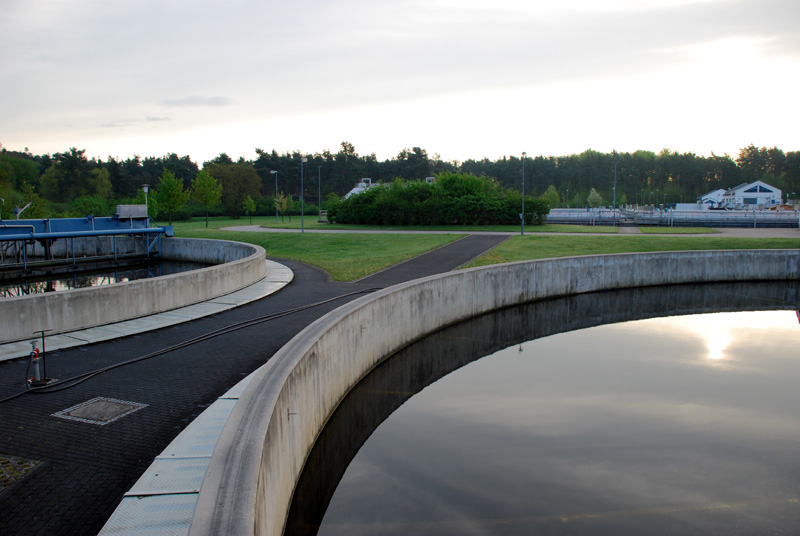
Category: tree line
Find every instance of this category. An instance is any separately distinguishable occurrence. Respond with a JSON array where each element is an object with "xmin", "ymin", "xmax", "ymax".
[{"xmin": 1, "ymin": 141, "xmax": 798, "ymax": 222}]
